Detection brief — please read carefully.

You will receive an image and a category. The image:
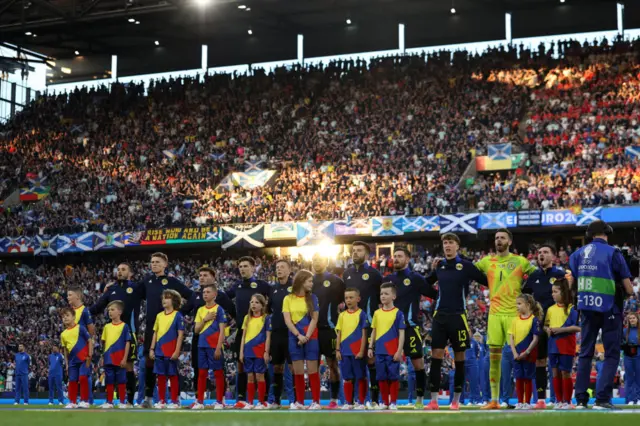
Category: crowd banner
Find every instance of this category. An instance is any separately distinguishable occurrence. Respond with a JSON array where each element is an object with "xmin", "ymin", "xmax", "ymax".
[
  {"xmin": 403, "ymin": 216, "xmax": 440, "ymax": 233},
  {"xmin": 139, "ymin": 226, "xmax": 221, "ymax": 245},
  {"xmin": 297, "ymin": 221, "xmax": 336, "ymax": 246},
  {"xmin": 1, "ymin": 204, "xmax": 640, "ymax": 257},
  {"xmin": 34, "ymin": 235, "xmax": 57, "ymax": 256},
  {"xmin": 222, "ymin": 224, "xmax": 265, "ymax": 250},
  {"xmin": 264, "ymin": 222, "xmax": 297, "ymax": 240},
  {"xmin": 93, "ymin": 232, "xmax": 126, "ymax": 250},
  {"xmin": 57, "ymin": 233, "xmax": 95, "ymax": 253},
  {"xmin": 371, "ymin": 216, "xmax": 405, "ymax": 236},
  {"xmin": 335, "ymin": 218, "xmax": 372, "ymax": 236},
  {"xmin": 477, "ymin": 212, "xmax": 518, "ymax": 230}
]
